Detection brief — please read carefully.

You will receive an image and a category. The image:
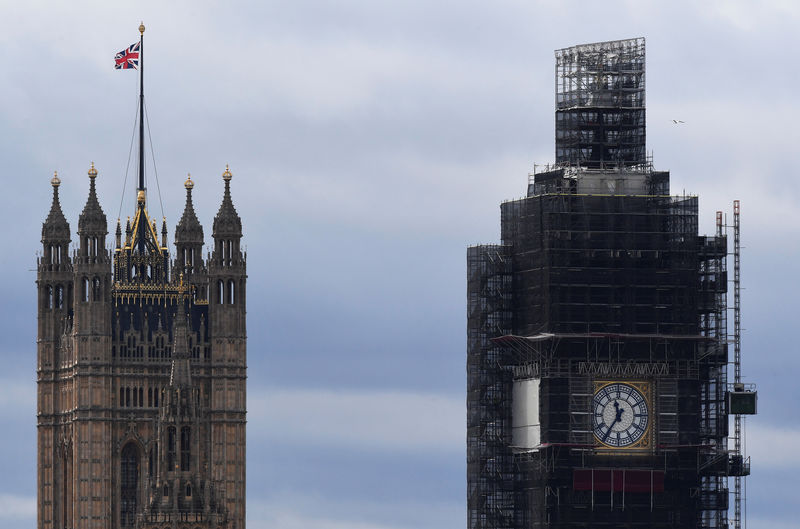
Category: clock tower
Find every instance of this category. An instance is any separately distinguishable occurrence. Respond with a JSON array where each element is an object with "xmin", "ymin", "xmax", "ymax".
[{"xmin": 467, "ymin": 38, "xmax": 748, "ymax": 529}]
